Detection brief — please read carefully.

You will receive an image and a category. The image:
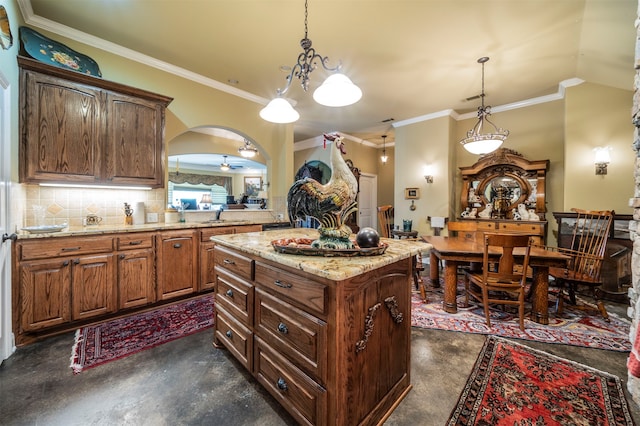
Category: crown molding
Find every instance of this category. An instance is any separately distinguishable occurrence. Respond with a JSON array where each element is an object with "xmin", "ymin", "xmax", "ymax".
[
  {"xmin": 394, "ymin": 78, "xmax": 585, "ymax": 128},
  {"xmin": 17, "ymin": 0, "xmax": 269, "ymax": 106}
]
